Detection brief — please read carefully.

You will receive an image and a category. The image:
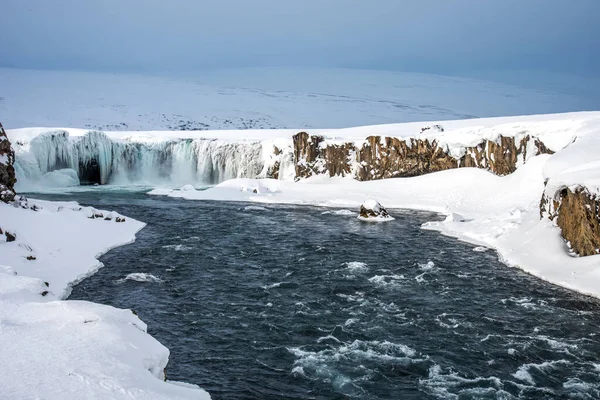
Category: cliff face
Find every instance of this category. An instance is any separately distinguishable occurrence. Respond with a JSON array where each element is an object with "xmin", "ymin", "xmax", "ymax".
[
  {"xmin": 460, "ymin": 135, "xmax": 553, "ymax": 176},
  {"xmin": 292, "ymin": 132, "xmax": 553, "ymax": 180},
  {"xmin": 541, "ymin": 187, "xmax": 600, "ymax": 257},
  {"xmin": 357, "ymin": 136, "xmax": 457, "ymax": 180},
  {"xmin": 0, "ymin": 123, "xmax": 16, "ymax": 203}
]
